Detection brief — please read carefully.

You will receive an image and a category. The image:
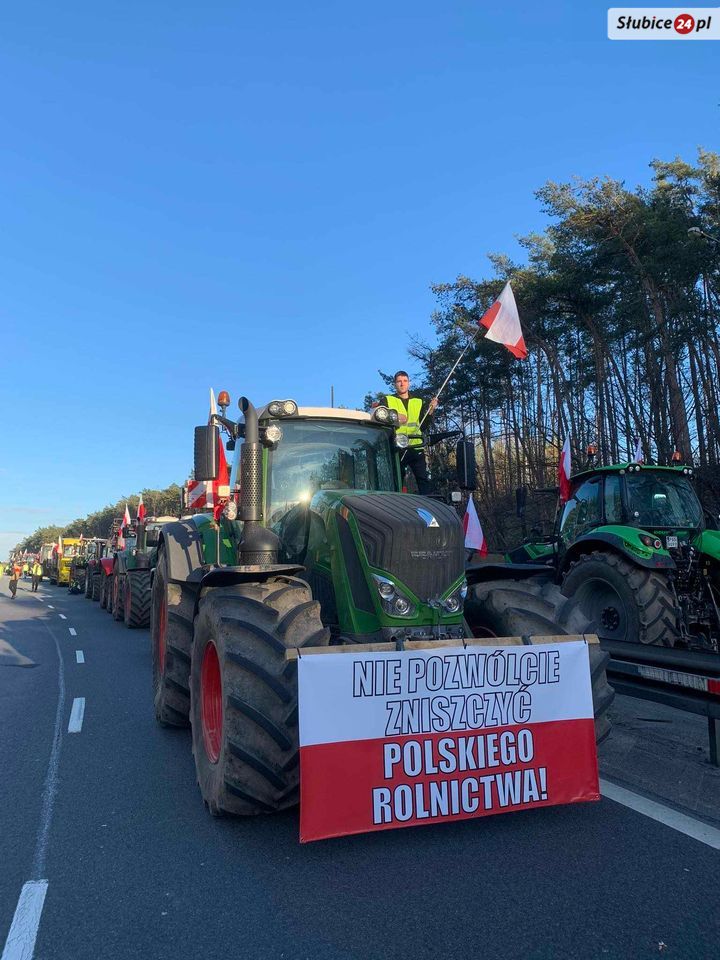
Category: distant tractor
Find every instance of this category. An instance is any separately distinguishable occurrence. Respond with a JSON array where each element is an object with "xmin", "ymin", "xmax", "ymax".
[
  {"xmin": 507, "ymin": 461, "xmax": 720, "ymax": 652},
  {"xmin": 107, "ymin": 517, "xmax": 176, "ymax": 627},
  {"xmin": 48, "ymin": 537, "xmax": 84, "ymax": 587},
  {"xmin": 67, "ymin": 538, "xmax": 107, "ymax": 596},
  {"xmin": 151, "ymin": 394, "xmax": 612, "ymax": 818}
]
